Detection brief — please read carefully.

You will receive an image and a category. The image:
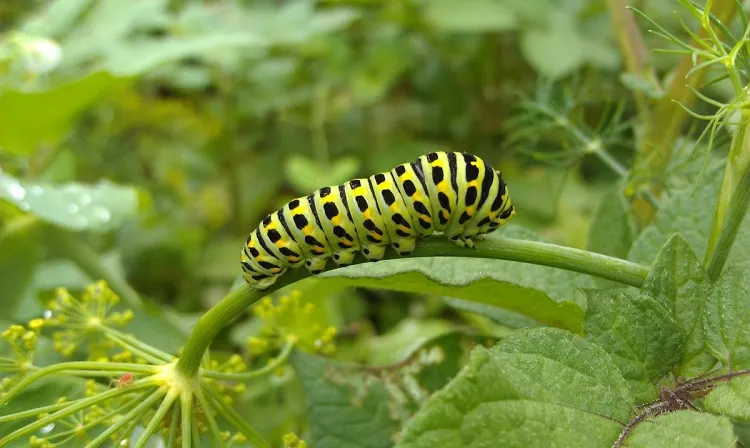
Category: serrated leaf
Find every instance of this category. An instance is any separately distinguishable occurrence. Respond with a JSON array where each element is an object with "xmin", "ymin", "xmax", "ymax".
[
  {"xmin": 0, "ymin": 72, "xmax": 129, "ymax": 154},
  {"xmin": 397, "ymin": 328, "xmax": 633, "ymax": 448},
  {"xmin": 587, "ymin": 184, "xmax": 637, "ymax": 259},
  {"xmin": 0, "ymin": 217, "xmax": 41, "ymax": 318},
  {"xmin": 0, "ymin": 171, "xmax": 143, "ymax": 232},
  {"xmin": 320, "ymin": 226, "xmax": 594, "ymax": 333},
  {"xmin": 290, "ymin": 350, "xmax": 399, "ymax": 448},
  {"xmin": 703, "ymin": 377, "xmax": 750, "ymax": 420},
  {"xmin": 628, "ymin": 171, "xmax": 750, "ymax": 268},
  {"xmin": 583, "ymin": 289, "xmax": 681, "ymax": 402},
  {"xmin": 626, "ymin": 411, "xmax": 736, "ymax": 447},
  {"xmin": 704, "ymin": 262, "xmax": 750, "ymax": 368},
  {"xmin": 424, "ymin": 0, "xmax": 517, "ymax": 32},
  {"xmin": 642, "ymin": 234, "xmax": 713, "ymax": 376}
]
